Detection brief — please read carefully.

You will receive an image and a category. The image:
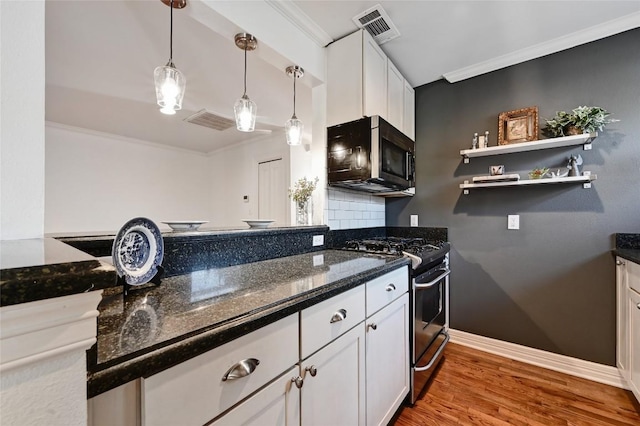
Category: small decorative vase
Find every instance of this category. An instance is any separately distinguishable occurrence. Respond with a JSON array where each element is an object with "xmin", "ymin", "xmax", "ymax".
[
  {"xmin": 296, "ymin": 199, "xmax": 312, "ymax": 226},
  {"xmin": 565, "ymin": 125, "xmax": 583, "ymax": 136}
]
